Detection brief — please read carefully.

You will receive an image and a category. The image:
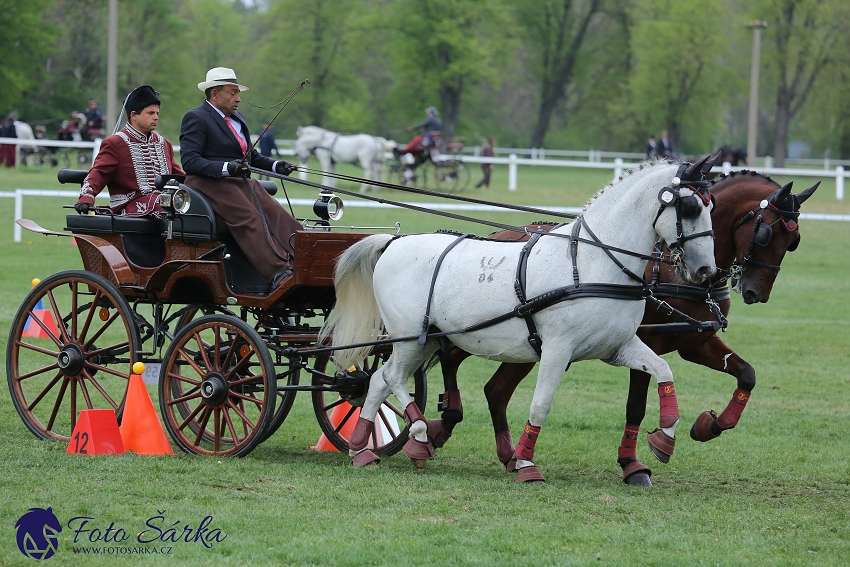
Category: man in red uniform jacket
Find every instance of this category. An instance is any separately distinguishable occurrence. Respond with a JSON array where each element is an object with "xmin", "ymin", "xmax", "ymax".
[{"xmin": 74, "ymin": 86, "xmax": 183, "ymax": 217}]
